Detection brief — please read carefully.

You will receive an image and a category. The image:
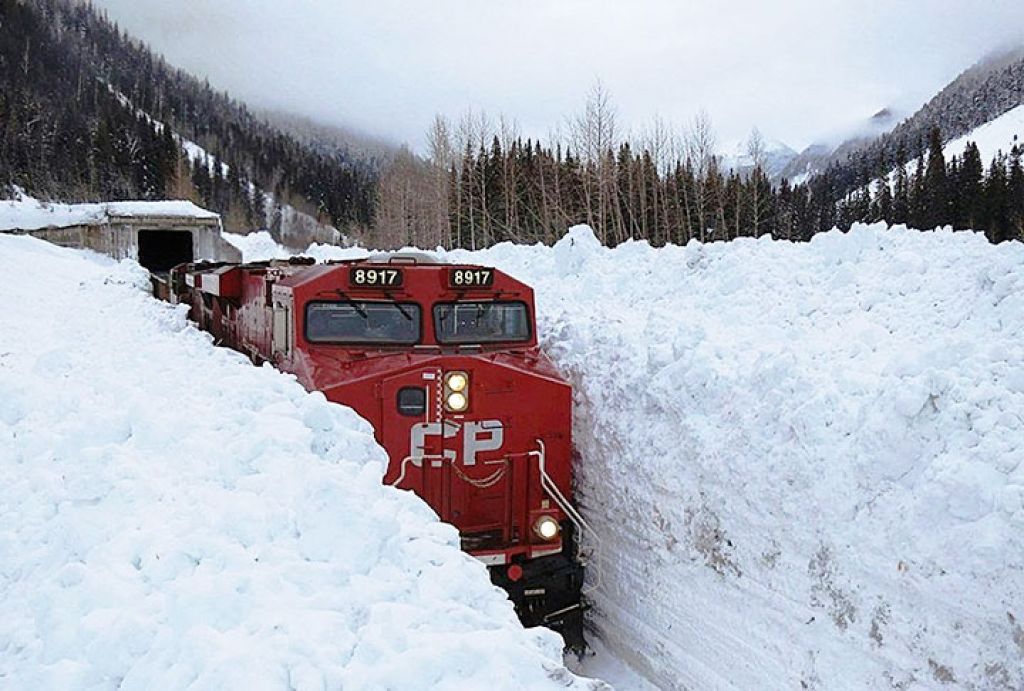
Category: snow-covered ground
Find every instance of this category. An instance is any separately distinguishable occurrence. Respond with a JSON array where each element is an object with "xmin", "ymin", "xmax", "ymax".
[
  {"xmin": 451, "ymin": 226, "xmax": 1024, "ymax": 690},
  {"xmin": 295, "ymin": 225, "xmax": 1024, "ymax": 689},
  {"xmin": 0, "ymin": 234, "xmax": 602, "ymax": 690},
  {"xmin": 8, "ymin": 220, "xmax": 1024, "ymax": 690}
]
